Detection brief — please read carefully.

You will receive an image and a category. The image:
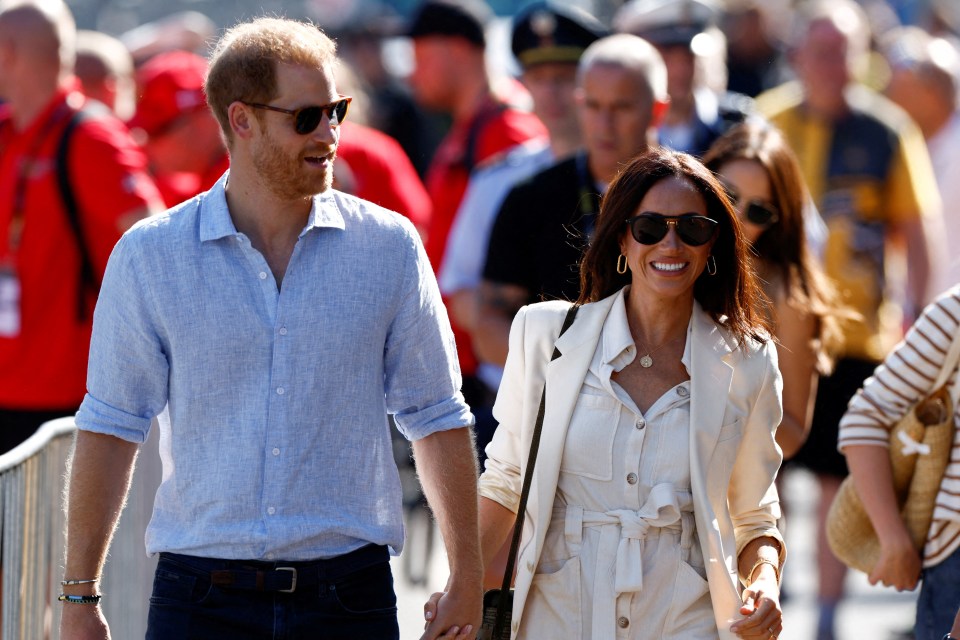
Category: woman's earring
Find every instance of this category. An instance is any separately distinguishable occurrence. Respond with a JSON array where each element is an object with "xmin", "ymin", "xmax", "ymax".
[
  {"xmin": 706, "ymin": 255, "xmax": 717, "ymax": 276},
  {"xmin": 616, "ymin": 253, "xmax": 628, "ymax": 275}
]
